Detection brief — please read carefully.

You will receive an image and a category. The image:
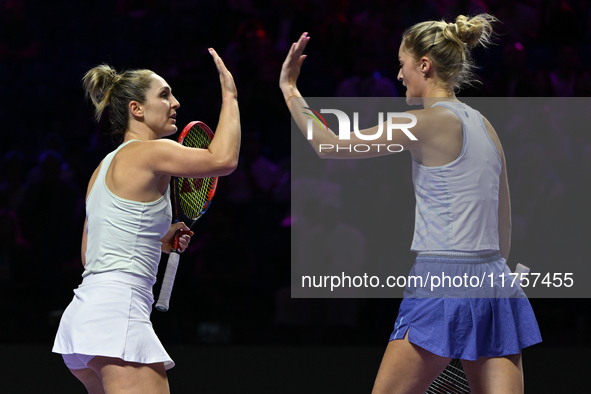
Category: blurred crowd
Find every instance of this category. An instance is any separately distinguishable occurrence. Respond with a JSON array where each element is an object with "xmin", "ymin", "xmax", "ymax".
[{"xmin": 1, "ymin": 0, "xmax": 590, "ymax": 346}]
